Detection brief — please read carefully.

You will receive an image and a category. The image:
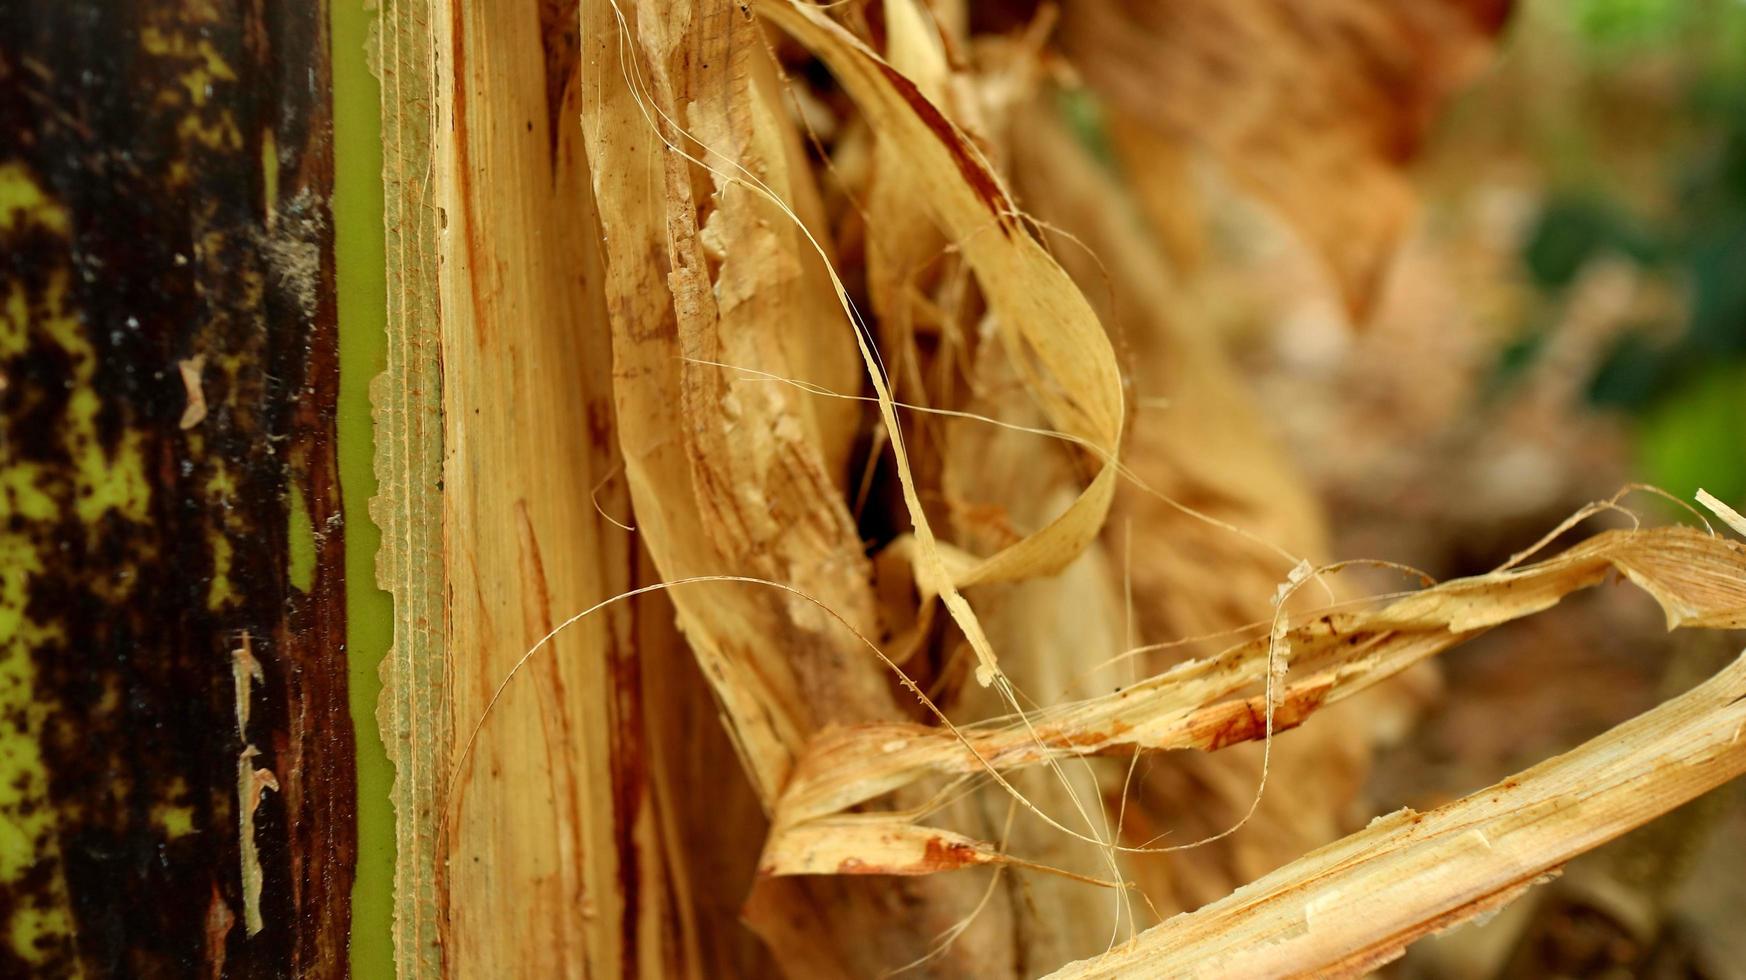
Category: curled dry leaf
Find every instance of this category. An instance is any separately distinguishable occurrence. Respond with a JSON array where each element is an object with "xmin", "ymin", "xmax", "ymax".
[
  {"xmin": 759, "ymin": 527, "xmax": 1746, "ymax": 876},
  {"xmin": 757, "ymin": 0, "xmax": 1126, "ymax": 687}
]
